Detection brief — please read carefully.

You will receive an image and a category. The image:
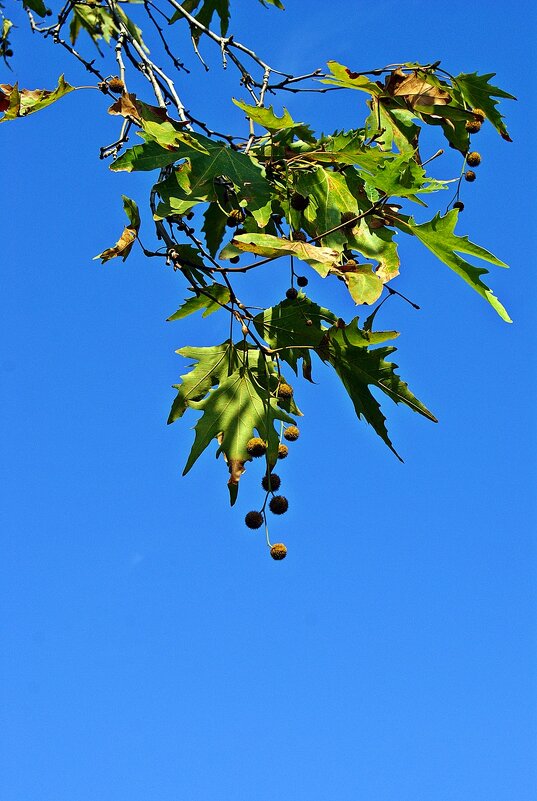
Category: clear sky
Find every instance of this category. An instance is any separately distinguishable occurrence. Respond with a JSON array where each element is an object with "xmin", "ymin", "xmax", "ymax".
[{"xmin": 1, "ymin": 1, "xmax": 536, "ymax": 799}]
